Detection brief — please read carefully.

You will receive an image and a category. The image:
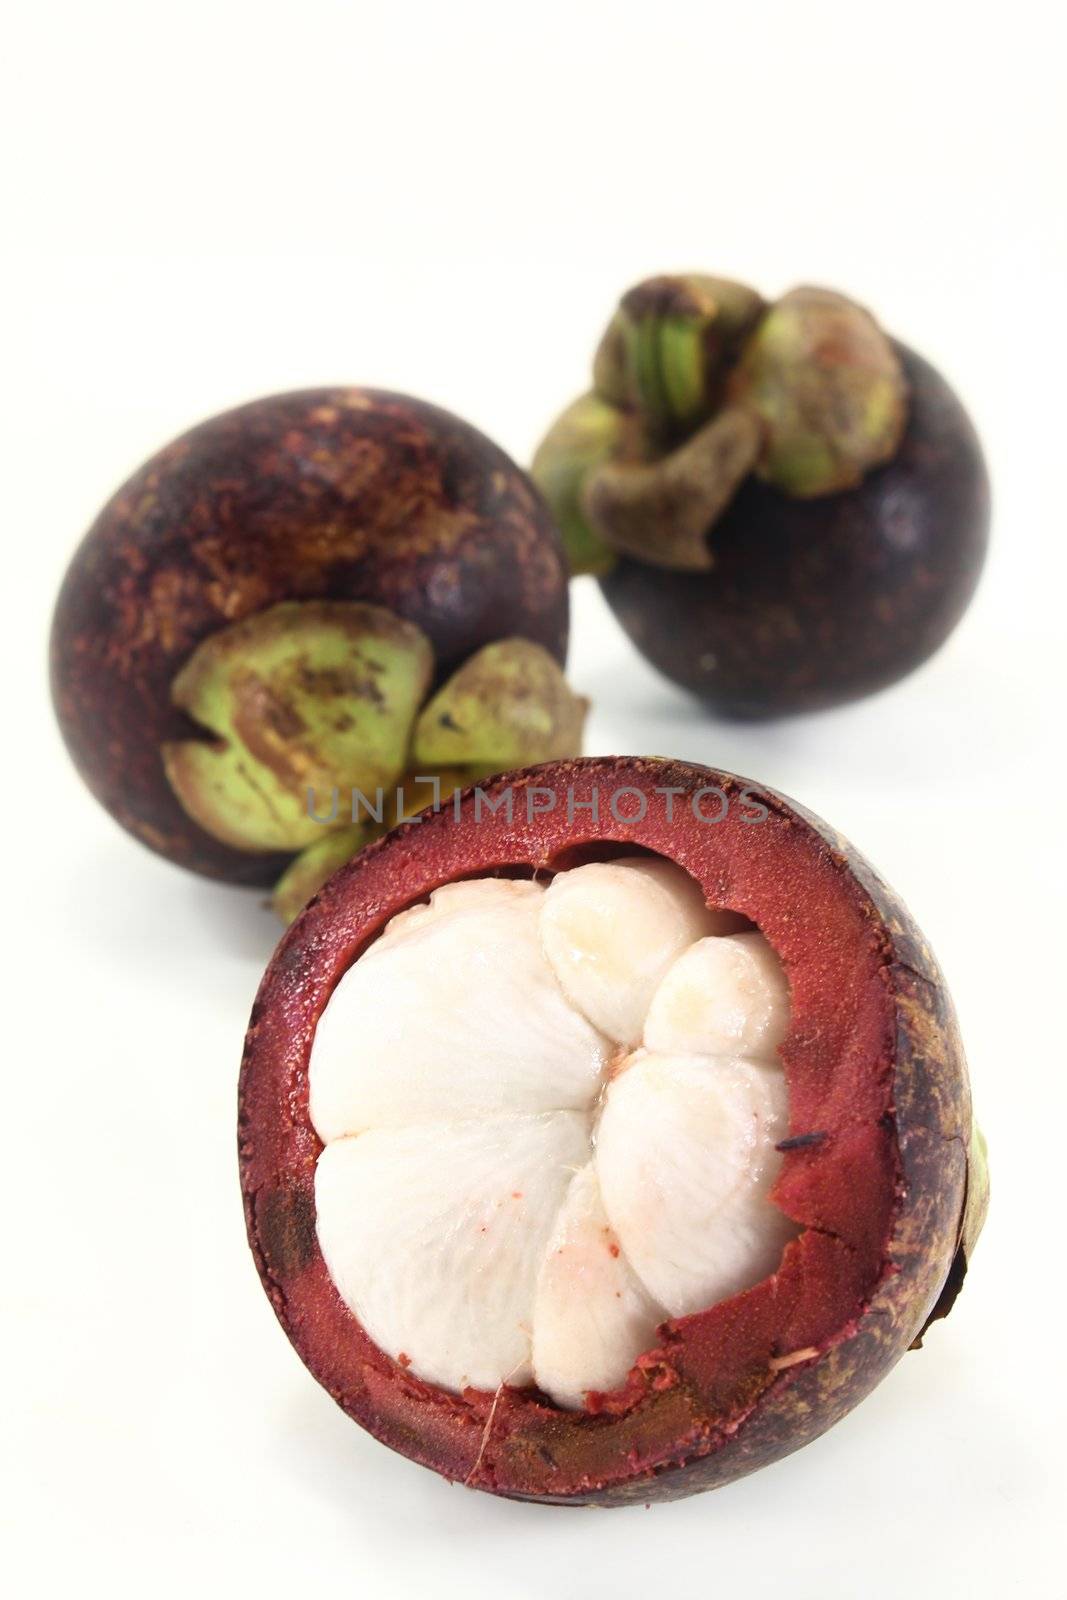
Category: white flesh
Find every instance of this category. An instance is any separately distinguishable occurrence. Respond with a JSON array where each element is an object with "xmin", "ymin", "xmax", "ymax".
[
  {"xmin": 595, "ymin": 1052, "xmax": 796, "ymax": 1316},
  {"xmin": 316, "ymin": 1112, "xmax": 589, "ymax": 1392},
  {"xmin": 643, "ymin": 931, "xmax": 791, "ymax": 1061},
  {"xmin": 309, "ymin": 878, "xmax": 609, "ymax": 1140},
  {"xmin": 311, "ymin": 863, "xmax": 797, "ymax": 1408},
  {"xmin": 539, "ymin": 858, "xmax": 738, "ymax": 1046},
  {"xmin": 531, "ymin": 1162, "xmax": 664, "ymax": 1407}
]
